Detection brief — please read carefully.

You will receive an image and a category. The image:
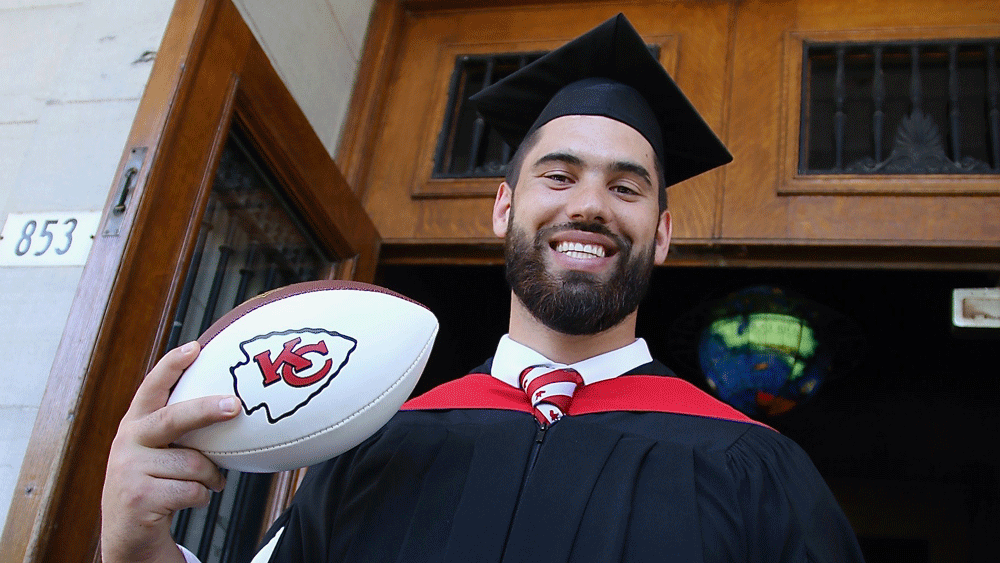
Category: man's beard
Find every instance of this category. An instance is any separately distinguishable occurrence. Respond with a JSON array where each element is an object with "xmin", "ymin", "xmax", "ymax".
[{"xmin": 504, "ymin": 220, "xmax": 655, "ymax": 335}]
